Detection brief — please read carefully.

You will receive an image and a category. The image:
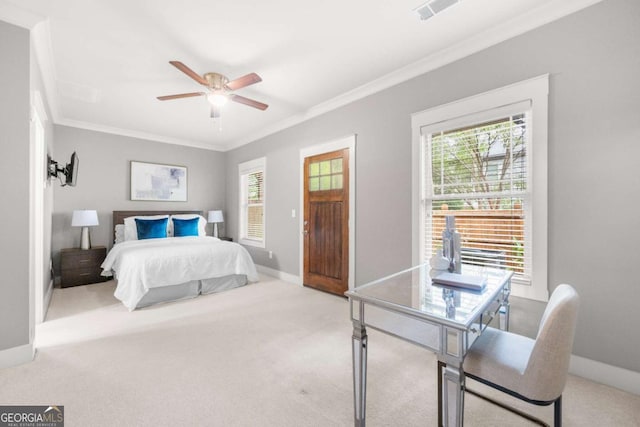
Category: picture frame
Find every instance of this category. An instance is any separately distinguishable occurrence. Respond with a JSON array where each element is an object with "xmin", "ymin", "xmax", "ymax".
[{"xmin": 130, "ymin": 161, "xmax": 187, "ymax": 201}]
